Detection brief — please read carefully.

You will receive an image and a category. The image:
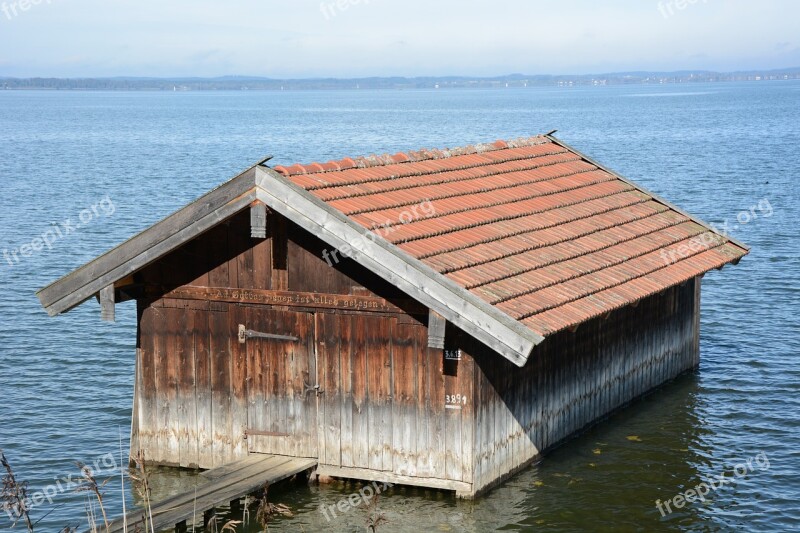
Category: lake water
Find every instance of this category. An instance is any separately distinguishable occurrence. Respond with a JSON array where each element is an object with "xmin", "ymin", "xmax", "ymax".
[{"xmin": 0, "ymin": 82, "xmax": 798, "ymax": 532}]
